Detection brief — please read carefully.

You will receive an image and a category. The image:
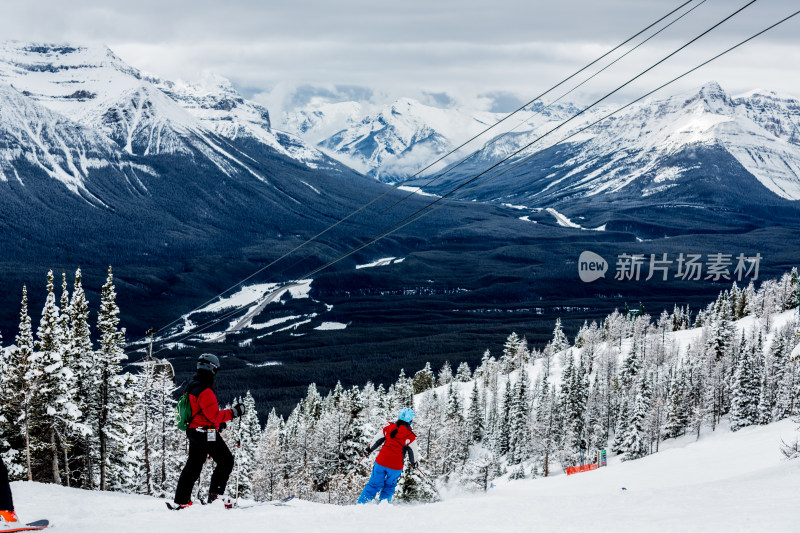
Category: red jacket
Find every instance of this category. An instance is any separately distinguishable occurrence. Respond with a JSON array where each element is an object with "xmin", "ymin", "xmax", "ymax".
[
  {"xmin": 374, "ymin": 422, "xmax": 418, "ymax": 471},
  {"xmin": 187, "ymin": 379, "xmax": 233, "ymax": 430}
]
